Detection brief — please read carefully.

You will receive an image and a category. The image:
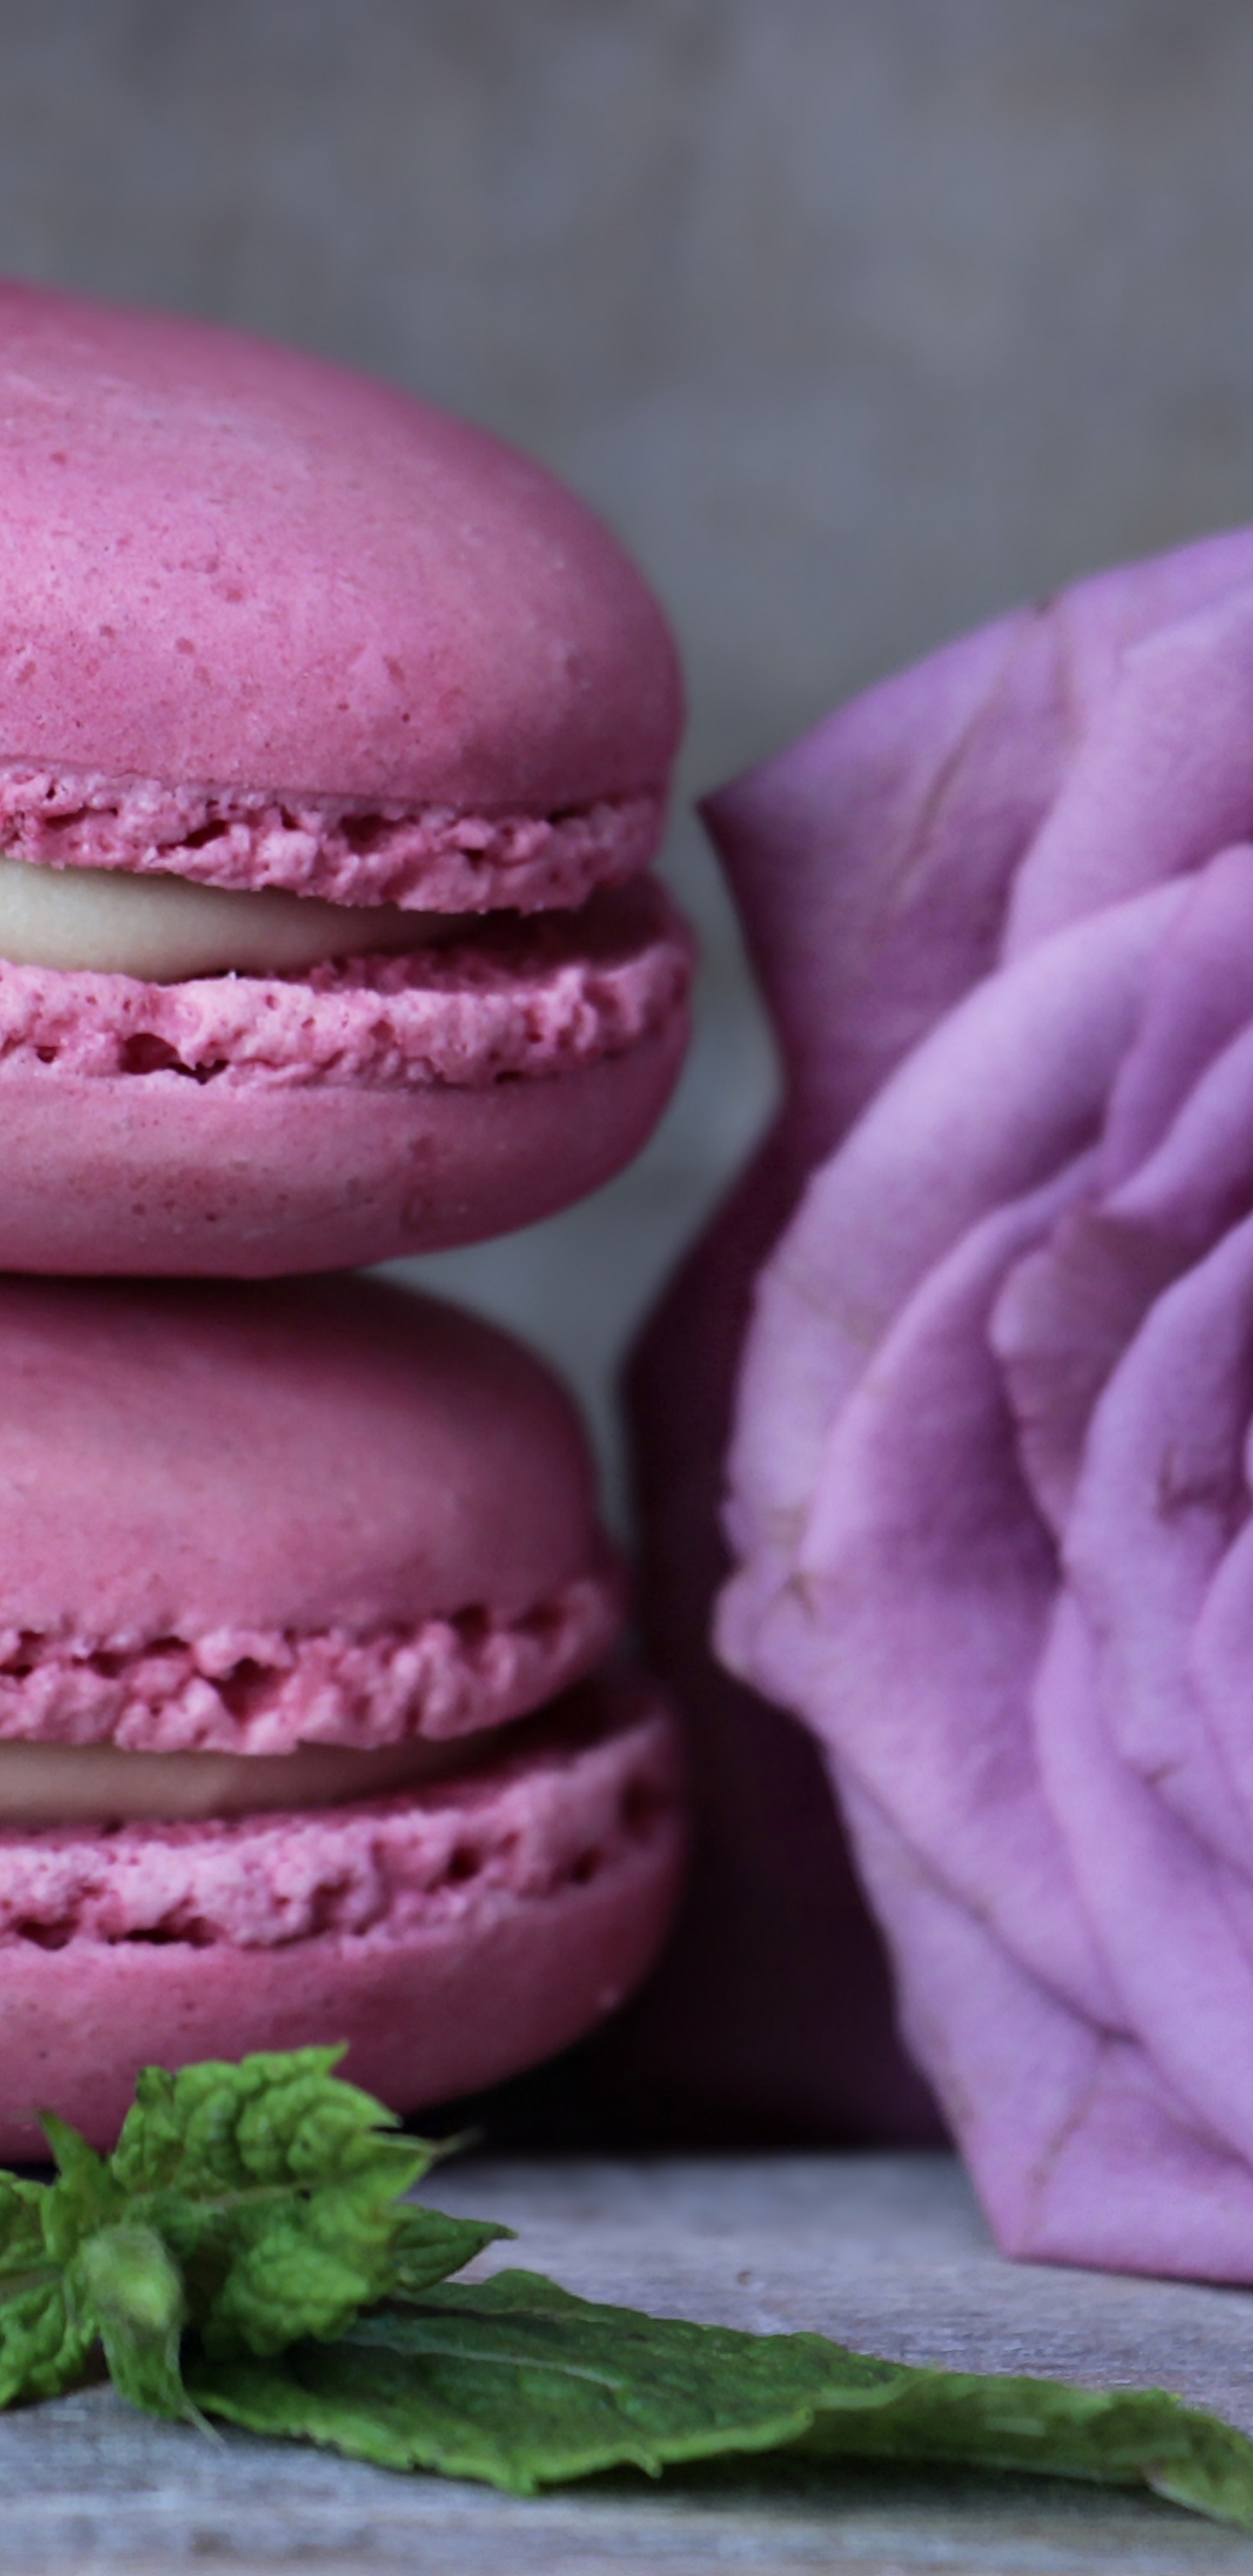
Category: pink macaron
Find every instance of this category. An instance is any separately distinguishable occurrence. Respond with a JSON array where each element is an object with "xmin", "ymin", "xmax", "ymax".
[
  {"xmin": 0, "ymin": 1273, "xmax": 684, "ymax": 2155},
  {"xmin": 0, "ymin": 281, "xmax": 691, "ymax": 1275}
]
